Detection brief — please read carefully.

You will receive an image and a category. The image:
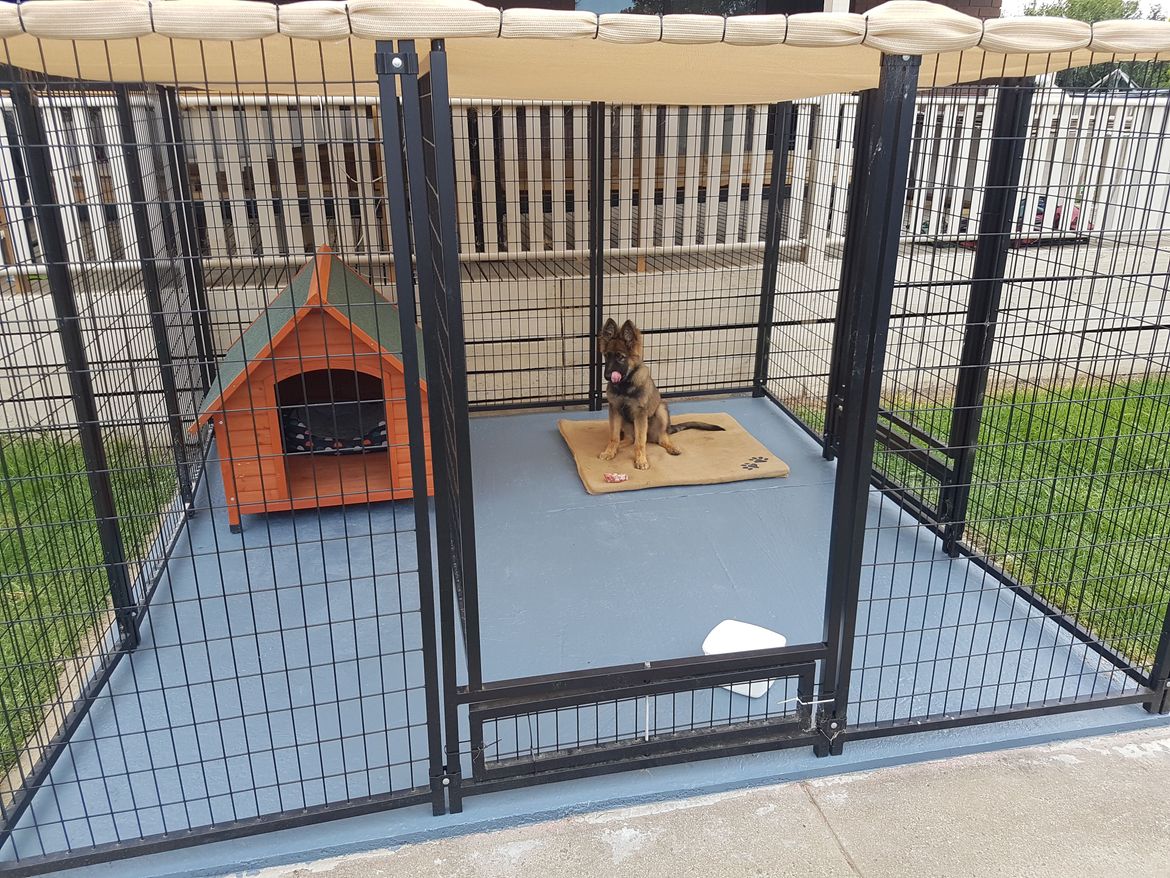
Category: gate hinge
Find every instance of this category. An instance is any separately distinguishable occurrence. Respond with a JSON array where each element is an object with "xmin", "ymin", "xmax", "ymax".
[
  {"xmin": 376, "ymin": 51, "xmax": 419, "ymax": 76},
  {"xmin": 1153, "ymin": 683, "xmax": 1170, "ymax": 716},
  {"xmin": 814, "ymin": 713, "xmax": 846, "ymax": 757},
  {"xmin": 435, "ymin": 764, "xmax": 462, "ymax": 786}
]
